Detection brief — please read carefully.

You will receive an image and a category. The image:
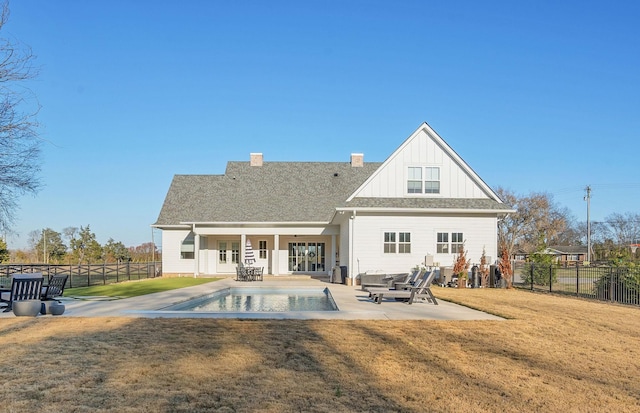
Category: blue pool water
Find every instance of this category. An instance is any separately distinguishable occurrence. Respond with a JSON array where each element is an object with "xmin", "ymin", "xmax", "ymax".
[{"xmin": 161, "ymin": 287, "xmax": 338, "ymax": 312}]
